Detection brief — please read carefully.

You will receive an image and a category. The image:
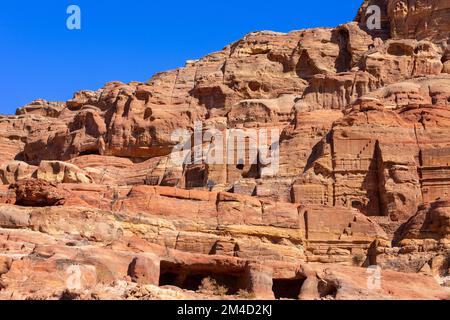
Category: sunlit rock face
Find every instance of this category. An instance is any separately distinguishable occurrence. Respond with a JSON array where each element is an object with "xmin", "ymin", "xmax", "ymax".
[
  {"xmin": 357, "ymin": 0, "xmax": 450, "ymax": 53},
  {"xmin": 0, "ymin": 1, "xmax": 449, "ymax": 300}
]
